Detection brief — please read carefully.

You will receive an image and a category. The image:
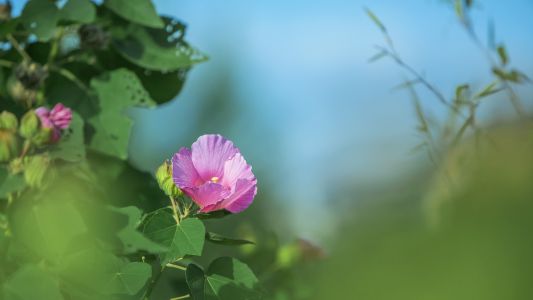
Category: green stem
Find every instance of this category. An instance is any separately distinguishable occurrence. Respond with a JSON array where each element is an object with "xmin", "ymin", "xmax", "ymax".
[
  {"xmin": 170, "ymin": 295, "xmax": 190, "ymax": 300},
  {"xmin": 47, "ymin": 27, "xmax": 64, "ymax": 64},
  {"xmin": 0, "ymin": 59, "xmax": 14, "ymax": 68},
  {"xmin": 166, "ymin": 263, "xmax": 186, "ymax": 271},
  {"xmin": 6, "ymin": 34, "xmax": 31, "ymax": 62},
  {"xmin": 169, "ymin": 196, "xmax": 181, "ymax": 224}
]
